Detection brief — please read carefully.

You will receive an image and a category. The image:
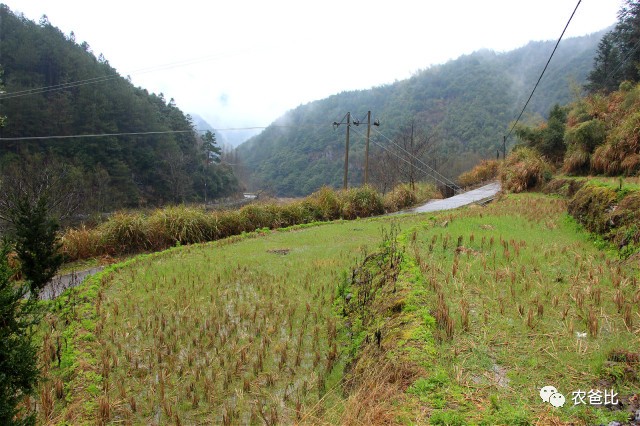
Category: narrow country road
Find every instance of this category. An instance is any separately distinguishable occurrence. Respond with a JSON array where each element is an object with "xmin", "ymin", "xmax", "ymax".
[
  {"xmin": 400, "ymin": 181, "xmax": 501, "ymax": 214},
  {"xmin": 40, "ymin": 266, "xmax": 104, "ymax": 300}
]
